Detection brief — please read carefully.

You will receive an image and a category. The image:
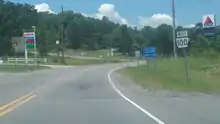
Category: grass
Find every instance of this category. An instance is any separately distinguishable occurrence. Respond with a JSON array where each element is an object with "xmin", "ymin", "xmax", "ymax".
[
  {"xmin": 65, "ymin": 49, "xmax": 133, "ymax": 61},
  {"xmin": 118, "ymin": 57, "xmax": 220, "ymax": 93},
  {"xmin": 47, "ymin": 56, "xmax": 123, "ymax": 66},
  {"xmin": 0, "ymin": 65, "xmax": 50, "ymax": 72}
]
